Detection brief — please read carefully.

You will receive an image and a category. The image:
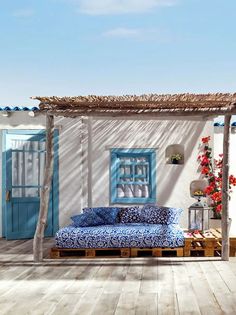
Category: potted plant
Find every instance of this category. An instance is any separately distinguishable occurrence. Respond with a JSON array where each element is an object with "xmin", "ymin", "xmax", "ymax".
[{"xmin": 170, "ymin": 153, "xmax": 182, "ymax": 164}]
